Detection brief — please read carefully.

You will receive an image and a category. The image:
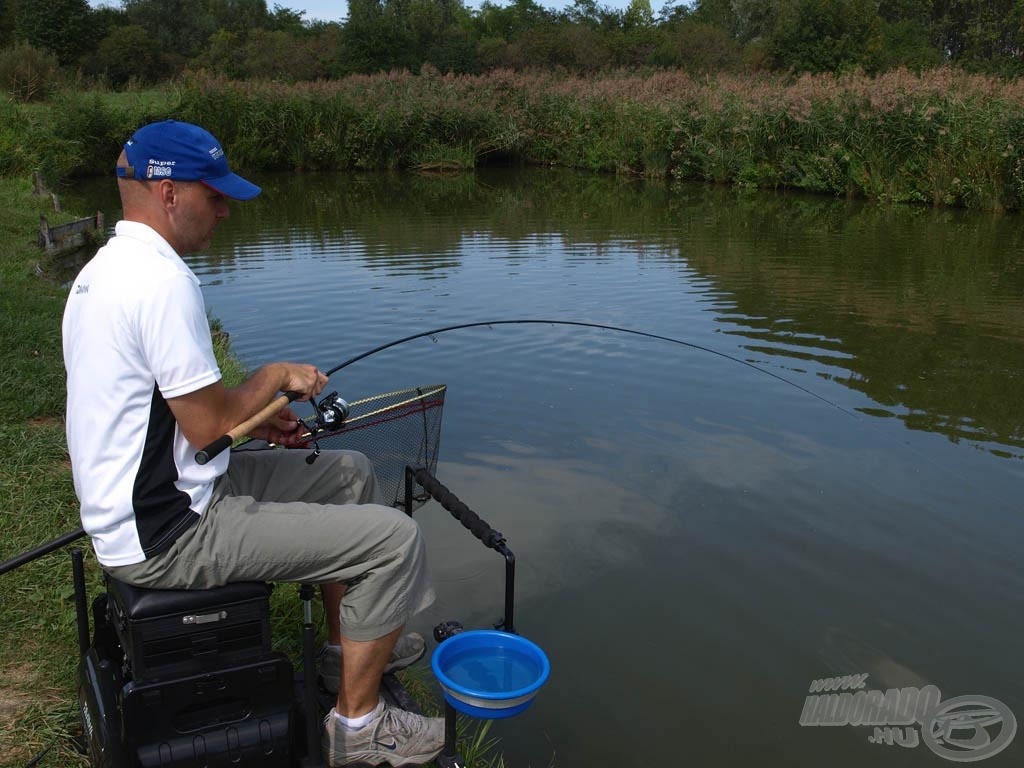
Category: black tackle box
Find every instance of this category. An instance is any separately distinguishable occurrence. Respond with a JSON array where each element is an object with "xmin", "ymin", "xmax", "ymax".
[
  {"xmin": 123, "ymin": 652, "xmax": 294, "ymax": 768},
  {"xmin": 106, "ymin": 577, "xmax": 273, "ymax": 683}
]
